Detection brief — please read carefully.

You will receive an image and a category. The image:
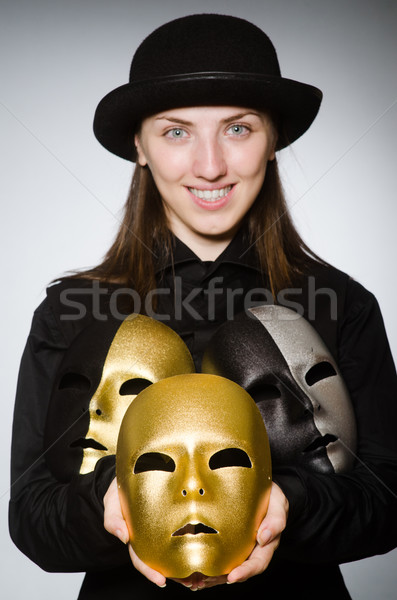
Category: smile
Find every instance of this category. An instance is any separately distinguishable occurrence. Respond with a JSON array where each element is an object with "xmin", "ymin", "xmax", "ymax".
[
  {"xmin": 188, "ymin": 185, "xmax": 232, "ymax": 201},
  {"xmin": 172, "ymin": 523, "xmax": 218, "ymax": 536}
]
